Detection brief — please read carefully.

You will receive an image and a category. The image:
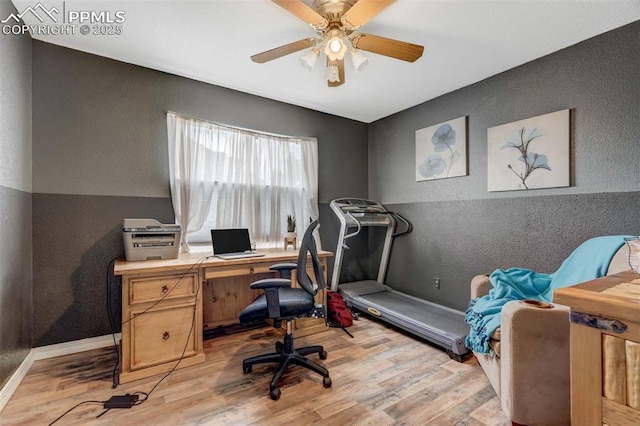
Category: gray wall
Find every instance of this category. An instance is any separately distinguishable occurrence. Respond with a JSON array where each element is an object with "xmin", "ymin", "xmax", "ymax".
[
  {"xmin": 0, "ymin": 0, "xmax": 32, "ymax": 387},
  {"xmin": 31, "ymin": 41, "xmax": 369, "ymax": 346},
  {"xmin": 369, "ymin": 21, "xmax": 640, "ymax": 311}
]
